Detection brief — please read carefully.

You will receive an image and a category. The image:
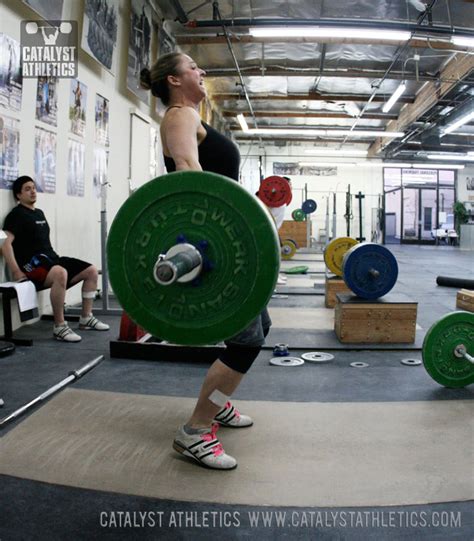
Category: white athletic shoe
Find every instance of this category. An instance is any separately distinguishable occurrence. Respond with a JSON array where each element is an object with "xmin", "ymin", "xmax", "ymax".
[
  {"xmin": 173, "ymin": 423, "xmax": 237, "ymax": 470},
  {"xmin": 53, "ymin": 324, "xmax": 82, "ymax": 343},
  {"xmin": 214, "ymin": 401, "xmax": 253, "ymax": 428},
  {"xmin": 79, "ymin": 315, "xmax": 110, "ymax": 331}
]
